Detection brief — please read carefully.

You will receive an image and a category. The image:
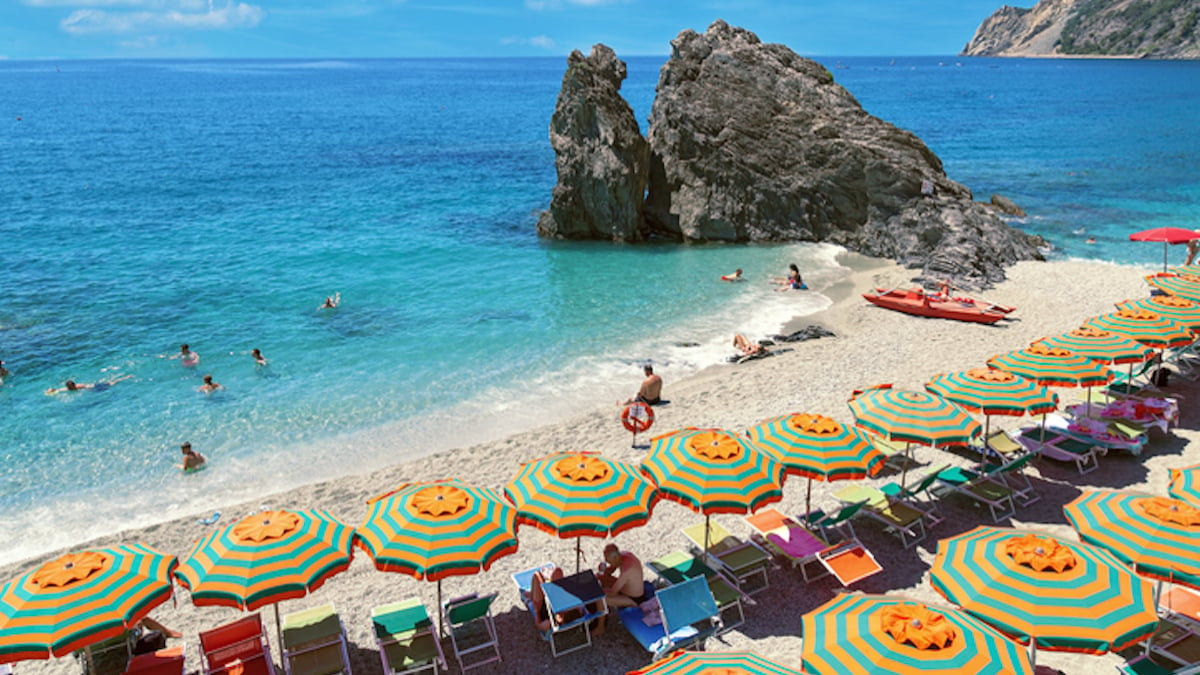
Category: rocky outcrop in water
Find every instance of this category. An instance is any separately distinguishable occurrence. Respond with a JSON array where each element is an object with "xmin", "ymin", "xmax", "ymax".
[
  {"xmin": 963, "ymin": 0, "xmax": 1200, "ymax": 58},
  {"xmin": 538, "ymin": 21, "xmax": 1045, "ymax": 288},
  {"xmin": 536, "ymin": 45, "xmax": 649, "ymax": 241}
]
